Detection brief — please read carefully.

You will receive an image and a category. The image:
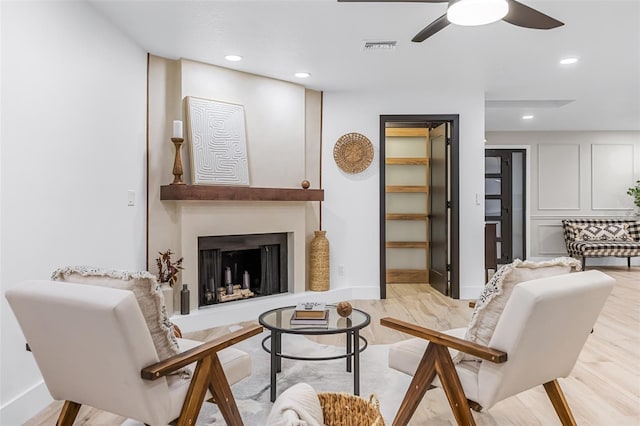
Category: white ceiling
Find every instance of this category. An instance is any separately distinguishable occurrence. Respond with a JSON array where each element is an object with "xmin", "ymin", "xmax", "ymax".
[{"xmin": 89, "ymin": 0, "xmax": 640, "ymax": 132}]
